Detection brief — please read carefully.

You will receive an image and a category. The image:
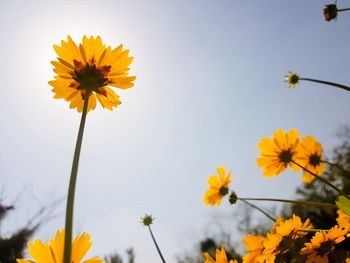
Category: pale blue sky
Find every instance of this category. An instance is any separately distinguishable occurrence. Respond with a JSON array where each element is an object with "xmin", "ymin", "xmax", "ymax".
[{"xmin": 1, "ymin": 0, "xmax": 350, "ymax": 262}]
